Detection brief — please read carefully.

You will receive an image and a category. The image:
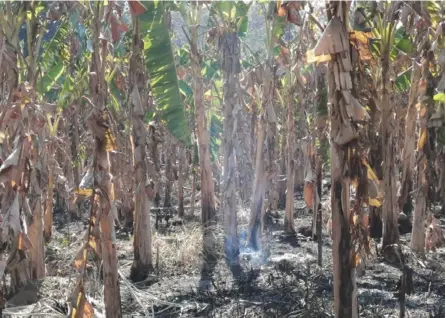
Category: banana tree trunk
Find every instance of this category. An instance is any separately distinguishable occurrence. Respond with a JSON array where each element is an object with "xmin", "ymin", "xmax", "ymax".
[
  {"xmin": 277, "ymin": 129, "xmax": 287, "ymax": 210},
  {"xmin": 71, "ymin": 106, "xmax": 82, "ymax": 214},
  {"xmin": 411, "ymin": 46, "xmax": 434, "ymax": 253},
  {"xmin": 284, "ymin": 82, "xmax": 295, "ymax": 234},
  {"xmin": 314, "ymin": 65, "xmax": 327, "ymax": 266},
  {"xmin": 367, "ymin": 93, "xmax": 383, "ymax": 240},
  {"xmin": 150, "ymin": 125, "xmax": 161, "ymax": 208},
  {"xmin": 190, "ymin": 26, "xmax": 215, "ymax": 227},
  {"xmin": 178, "ymin": 145, "xmax": 185, "ymax": 218},
  {"xmin": 28, "ymin": 135, "xmax": 45, "ymax": 280},
  {"xmin": 189, "ymin": 24, "xmax": 216, "ymax": 281},
  {"xmin": 43, "ymin": 150, "xmax": 54, "ymax": 242},
  {"xmin": 89, "ymin": 3, "xmax": 122, "ymax": 316},
  {"xmin": 324, "ymin": 2, "xmax": 358, "ymax": 316},
  {"xmin": 399, "ymin": 62, "xmax": 422, "ymax": 215},
  {"xmin": 190, "ymin": 167, "xmax": 197, "ymax": 216},
  {"xmin": 129, "ymin": 18, "xmax": 154, "ymax": 281},
  {"xmin": 248, "ymin": 62, "xmax": 274, "ymax": 249},
  {"xmin": 220, "ymin": 31, "xmax": 242, "ymax": 274},
  {"xmin": 163, "ymin": 138, "xmax": 175, "ymax": 208},
  {"xmin": 381, "ymin": 22, "xmax": 400, "ymax": 250},
  {"xmin": 236, "ymin": 110, "xmax": 253, "ymax": 205}
]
